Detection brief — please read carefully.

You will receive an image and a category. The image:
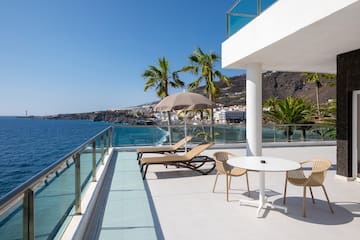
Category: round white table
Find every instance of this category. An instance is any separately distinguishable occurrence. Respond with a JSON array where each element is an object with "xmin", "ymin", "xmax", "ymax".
[{"xmin": 227, "ymin": 156, "xmax": 301, "ymax": 218}]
